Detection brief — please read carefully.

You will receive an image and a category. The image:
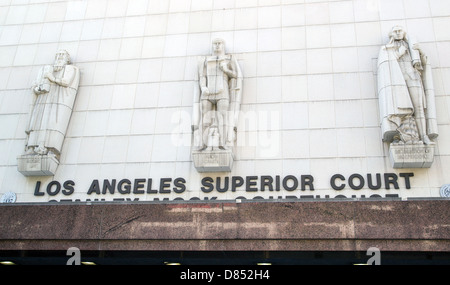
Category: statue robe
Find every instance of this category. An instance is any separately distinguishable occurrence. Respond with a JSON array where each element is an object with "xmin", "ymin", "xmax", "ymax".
[
  {"xmin": 377, "ymin": 41, "xmax": 438, "ymax": 142},
  {"xmin": 26, "ymin": 65, "xmax": 80, "ymax": 155}
]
